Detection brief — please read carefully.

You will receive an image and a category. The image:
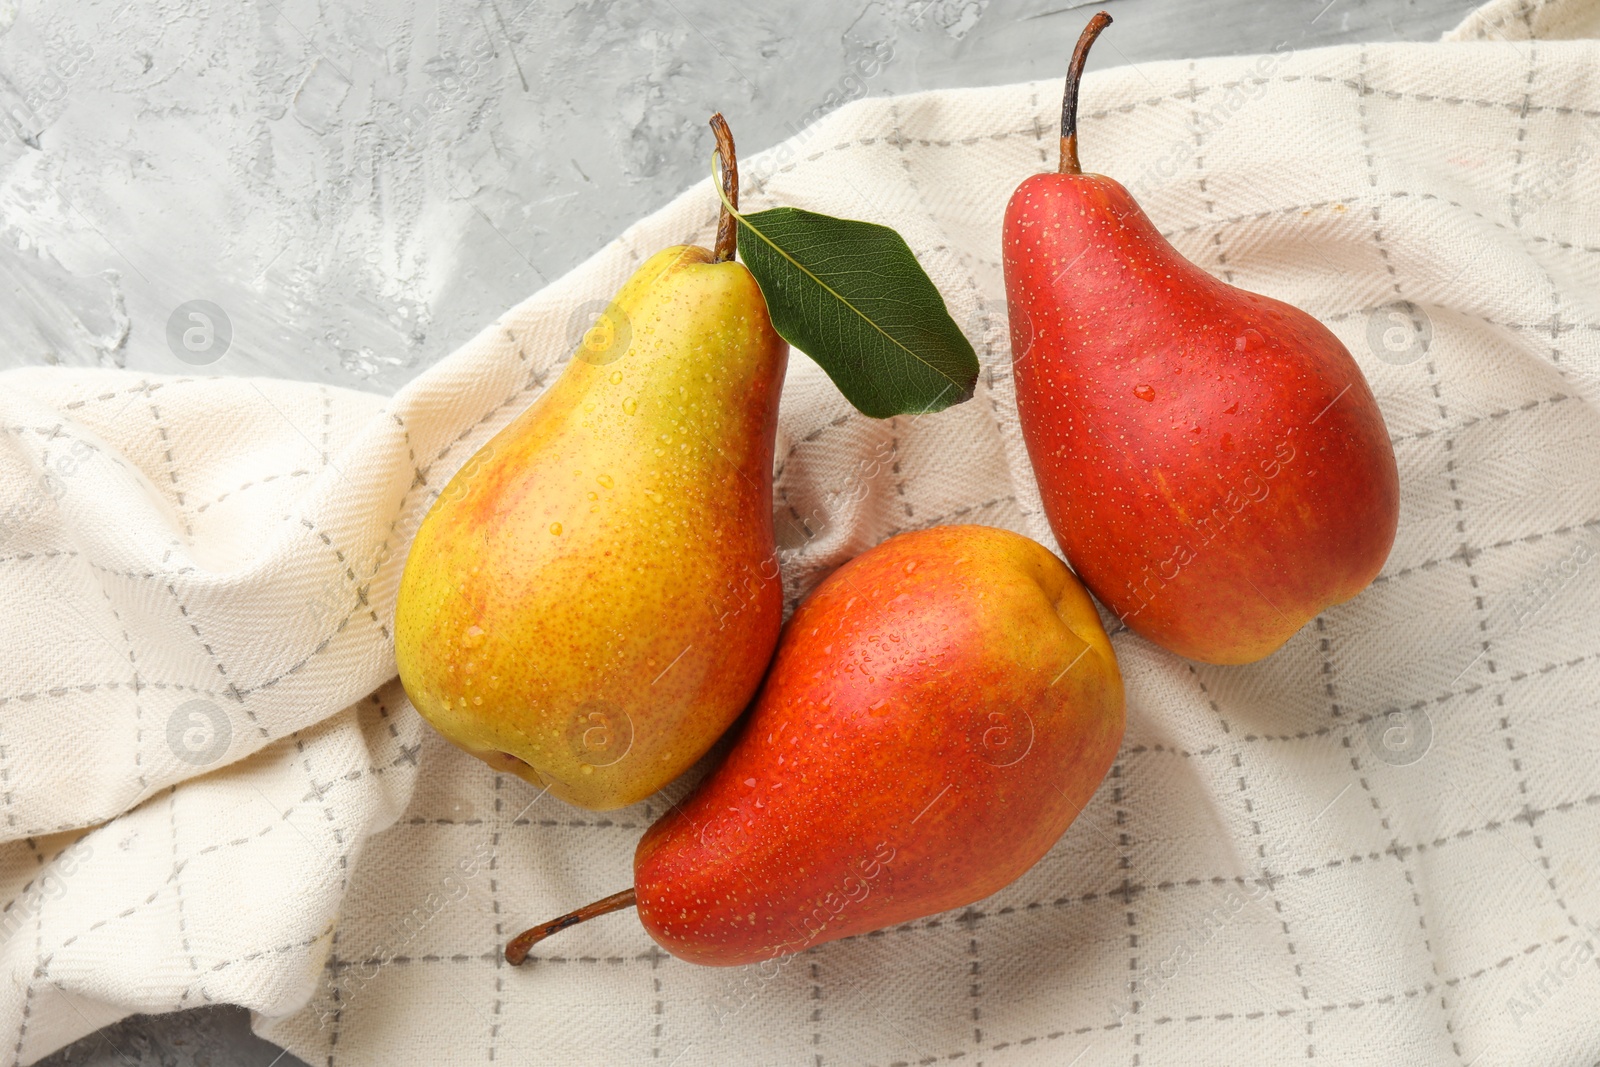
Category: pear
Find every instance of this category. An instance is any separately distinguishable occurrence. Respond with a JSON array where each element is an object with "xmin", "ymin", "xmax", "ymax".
[
  {"xmin": 505, "ymin": 525, "xmax": 1125, "ymax": 966},
  {"xmin": 394, "ymin": 117, "xmax": 788, "ymax": 810},
  {"xmin": 1002, "ymin": 14, "xmax": 1399, "ymax": 664}
]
